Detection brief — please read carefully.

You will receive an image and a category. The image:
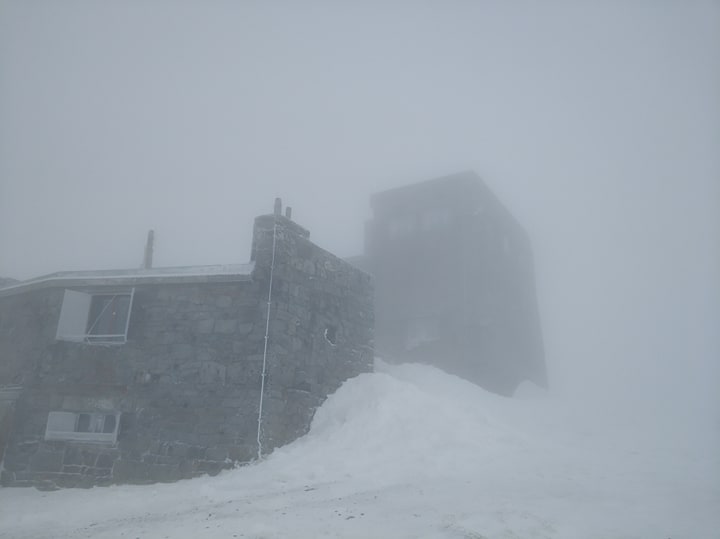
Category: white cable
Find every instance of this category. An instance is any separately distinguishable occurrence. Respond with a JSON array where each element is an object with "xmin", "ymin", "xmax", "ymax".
[{"xmin": 256, "ymin": 222, "xmax": 277, "ymax": 460}]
